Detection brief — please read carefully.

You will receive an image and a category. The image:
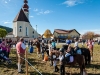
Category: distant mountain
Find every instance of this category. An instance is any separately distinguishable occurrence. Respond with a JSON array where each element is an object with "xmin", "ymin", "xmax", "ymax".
[{"xmin": 0, "ymin": 25, "xmax": 13, "ymax": 33}]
